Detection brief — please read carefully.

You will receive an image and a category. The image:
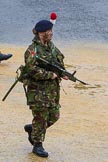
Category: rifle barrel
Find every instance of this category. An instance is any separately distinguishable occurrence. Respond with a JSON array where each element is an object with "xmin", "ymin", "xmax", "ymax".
[{"xmin": 76, "ymin": 78, "xmax": 88, "ymax": 85}]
